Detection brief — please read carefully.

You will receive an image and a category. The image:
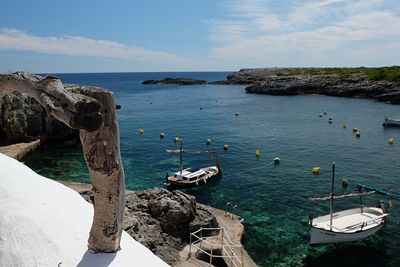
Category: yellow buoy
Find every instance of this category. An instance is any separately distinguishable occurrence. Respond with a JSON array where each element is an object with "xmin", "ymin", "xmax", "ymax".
[
  {"xmin": 223, "ymin": 144, "xmax": 229, "ymax": 151},
  {"xmin": 160, "ymin": 133, "xmax": 165, "ymax": 139},
  {"xmin": 388, "ymin": 138, "xmax": 394, "ymax": 145},
  {"xmin": 342, "ymin": 124, "xmax": 347, "ymax": 129},
  {"xmin": 353, "ymin": 128, "xmax": 358, "ymax": 133},
  {"xmin": 255, "ymin": 149, "xmax": 261, "ymax": 158},
  {"xmin": 138, "ymin": 128, "xmax": 144, "ymax": 135},
  {"xmin": 273, "ymin": 157, "xmax": 280, "ymax": 165},
  {"xmin": 206, "ymin": 139, "xmax": 212, "ymax": 145},
  {"xmin": 319, "ymin": 113, "xmax": 322, "ymax": 117},
  {"xmin": 174, "ymin": 137, "xmax": 181, "ymax": 143},
  {"xmin": 312, "ymin": 167, "xmax": 321, "ymax": 174},
  {"xmin": 355, "ymin": 132, "xmax": 361, "ymax": 138}
]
